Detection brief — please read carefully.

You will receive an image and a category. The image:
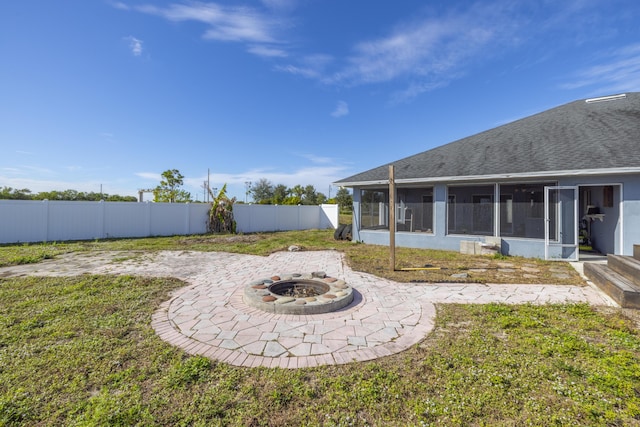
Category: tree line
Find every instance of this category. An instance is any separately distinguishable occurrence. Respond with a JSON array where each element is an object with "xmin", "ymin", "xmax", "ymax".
[
  {"xmin": 0, "ymin": 187, "xmax": 137, "ymax": 202},
  {"xmin": 1, "ymin": 169, "xmax": 354, "ymax": 213},
  {"xmin": 151, "ymin": 170, "xmax": 353, "ymax": 212},
  {"xmin": 0, "ymin": 170, "xmax": 189, "ymax": 203},
  {"xmin": 248, "ymin": 178, "xmax": 352, "ymax": 212}
]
